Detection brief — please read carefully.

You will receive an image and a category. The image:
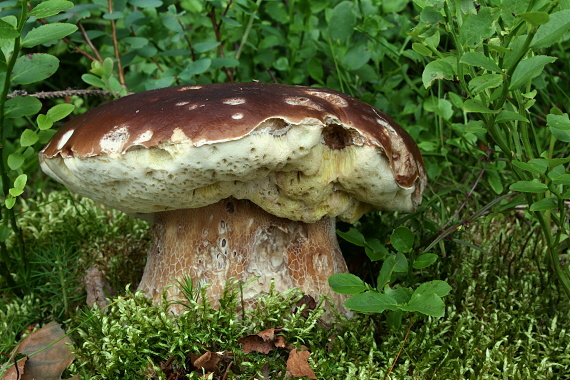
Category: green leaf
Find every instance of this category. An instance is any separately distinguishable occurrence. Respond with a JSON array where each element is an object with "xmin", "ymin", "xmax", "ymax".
[
  {"xmin": 467, "ymin": 74, "xmax": 503, "ymax": 93},
  {"xmin": 179, "ymin": 58, "xmax": 211, "ymax": 79},
  {"xmin": 422, "ymin": 59, "xmax": 454, "ymax": 88},
  {"xmin": 22, "ymin": 23, "xmax": 78, "ymax": 48},
  {"xmin": 4, "ymin": 196, "xmax": 16, "ymax": 209},
  {"xmin": 337, "ymin": 228, "xmax": 366, "ymax": 247},
  {"xmin": 364, "ymin": 238, "xmax": 388, "ymax": 262},
  {"xmin": 193, "ymin": 41, "xmax": 220, "ymax": 53},
  {"xmin": 460, "ymin": 51, "xmax": 501, "ymax": 72},
  {"xmin": 5, "ymin": 96, "xmax": 42, "ymax": 118},
  {"xmin": 413, "ymin": 253, "xmax": 438, "ymax": 269},
  {"xmin": 0, "ymin": 225, "xmax": 11, "ymax": 242},
  {"xmin": 11, "ymin": 54, "xmax": 60, "ymax": 85},
  {"xmin": 546, "ymin": 113, "xmax": 570, "ymax": 130},
  {"xmin": 532, "ymin": 10, "xmax": 570, "ymax": 48},
  {"xmin": 519, "ymin": 12, "xmax": 549, "ymax": 26},
  {"xmin": 129, "ymin": 0, "xmax": 163, "ymax": 7},
  {"xmin": 463, "ymin": 99, "xmax": 495, "ymax": 113},
  {"xmin": 82, "ymin": 73, "xmax": 106, "ymax": 88},
  {"xmin": 37, "ymin": 114, "xmax": 54, "ymax": 130},
  {"xmin": 344, "ymin": 291, "xmax": 398, "ymax": 313},
  {"xmin": 9, "ymin": 188, "xmax": 23, "ymax": 197},
  {"xmin": 20, "ymin": 130, "xmax": 39, "ymax": 147},
  {"xmin": 30, "ymin": 0, "xmax": 74, "ymax": 19},
  {"xmin": 342, "ymin": 44, "xmax": 371, "ymax": 71},
  {"xmin": 399, "ymin": 292, "xmax": 446, "ymax": 317},
  {"xmin": 529, "ymin": 198, "xmax": 557, "ymax": 212},
  {"xmin": 547, "ymin": 113, "xmax": 570, "ymax": 143},
  {"xmin": 308, "ymin": 58, "xmax": 324, "ymax": 81},
  {"xmin": 509, "ymin": 179, "xmax": 548, "ymax": 193},
  {"xmin": 512, "ymin": 159, "xmax": 548, "ymax": 174},
  {"xmin": 393, "ymin": 253, "xmax": 408, "ymax": 272},
  {"xmin": 210, "ymin": 57, "xmax": 239, "ymax": 68},
  {"xmin": 458, "ymin": 7, "xmax": 497, "ymax": 47},
  {"xmin": 495, "ymin": 110, "xmax": 528, "ymax": 123},
  {"xmin": 391, "ymin": 226, "xmax": 414, "ymax": 253},
  {"xmin": 47, "ymin": 103, "xmax": 75, "ymax": 121},
  {"xmin": 7, "ymin": 153, "xmax": 24, "ymax": 170},
  {"xmin": 415, "ymin": 280, "xmax": 452, "ymax": 297},
  {"xmin": 376, "ymin": 254, "xmax": 408, "ymax": 288},
  {"xmin": 412, "ymin": 43, "xmax": 433, "ymax": 57},
  {"xmin": 13, "ymin": 174, "xmax": 27, "ymax": 190},
  {"xmin": 328, "ymin": 273, "xmax": 367, "ymax": 295},
  {"xmin": 0, "ymin": 19, "xmax": 19, "ymax": 39},
  {"xmin": 551, "ymin": 174, "xmax": 570, "ymax": 185},
  {"xmin": 328, "ymin": 1, "xmax": 356, "ymax": 42},
  {"xmin": 510, "ymin": 55, "xmax": 557, "ymax": 90}
]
